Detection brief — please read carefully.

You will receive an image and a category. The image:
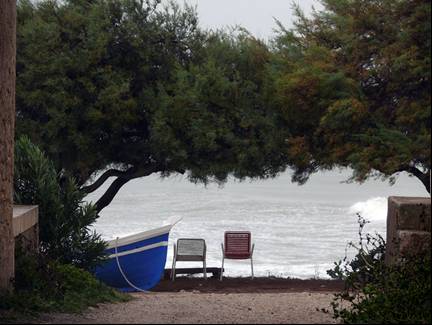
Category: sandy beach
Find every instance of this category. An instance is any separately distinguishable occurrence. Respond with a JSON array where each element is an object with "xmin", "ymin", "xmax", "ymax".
[{"xmin": 33, "ymin": 278, "xmax": 342, "ymax": 324}]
